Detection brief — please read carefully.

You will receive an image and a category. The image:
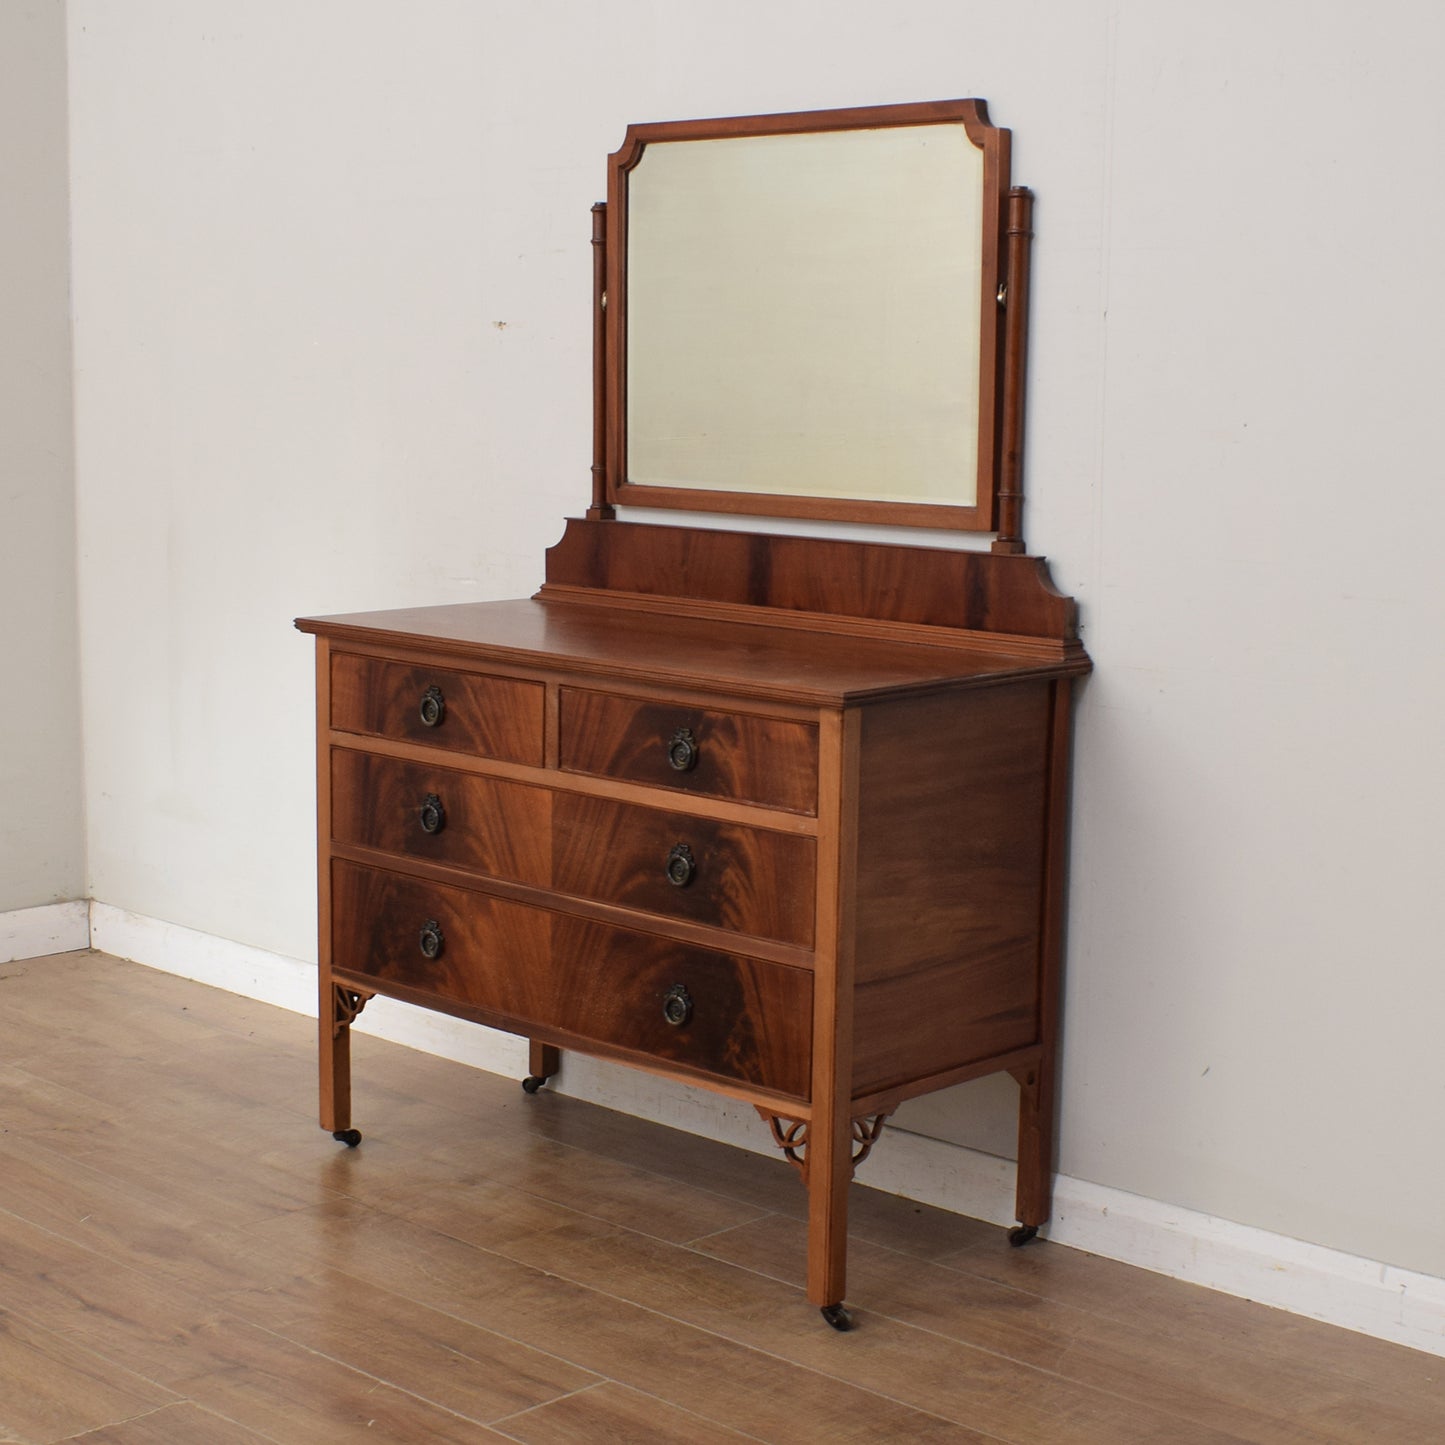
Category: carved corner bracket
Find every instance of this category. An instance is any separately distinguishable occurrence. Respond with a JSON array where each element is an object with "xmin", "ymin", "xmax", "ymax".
[
  {"xmin": 331, "ymin": 984, "xmax": 373, "ymax": 1038},
  {"xmin": 756, "ymin": 1110, "xmax": 890, "ymax": 1184}
]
